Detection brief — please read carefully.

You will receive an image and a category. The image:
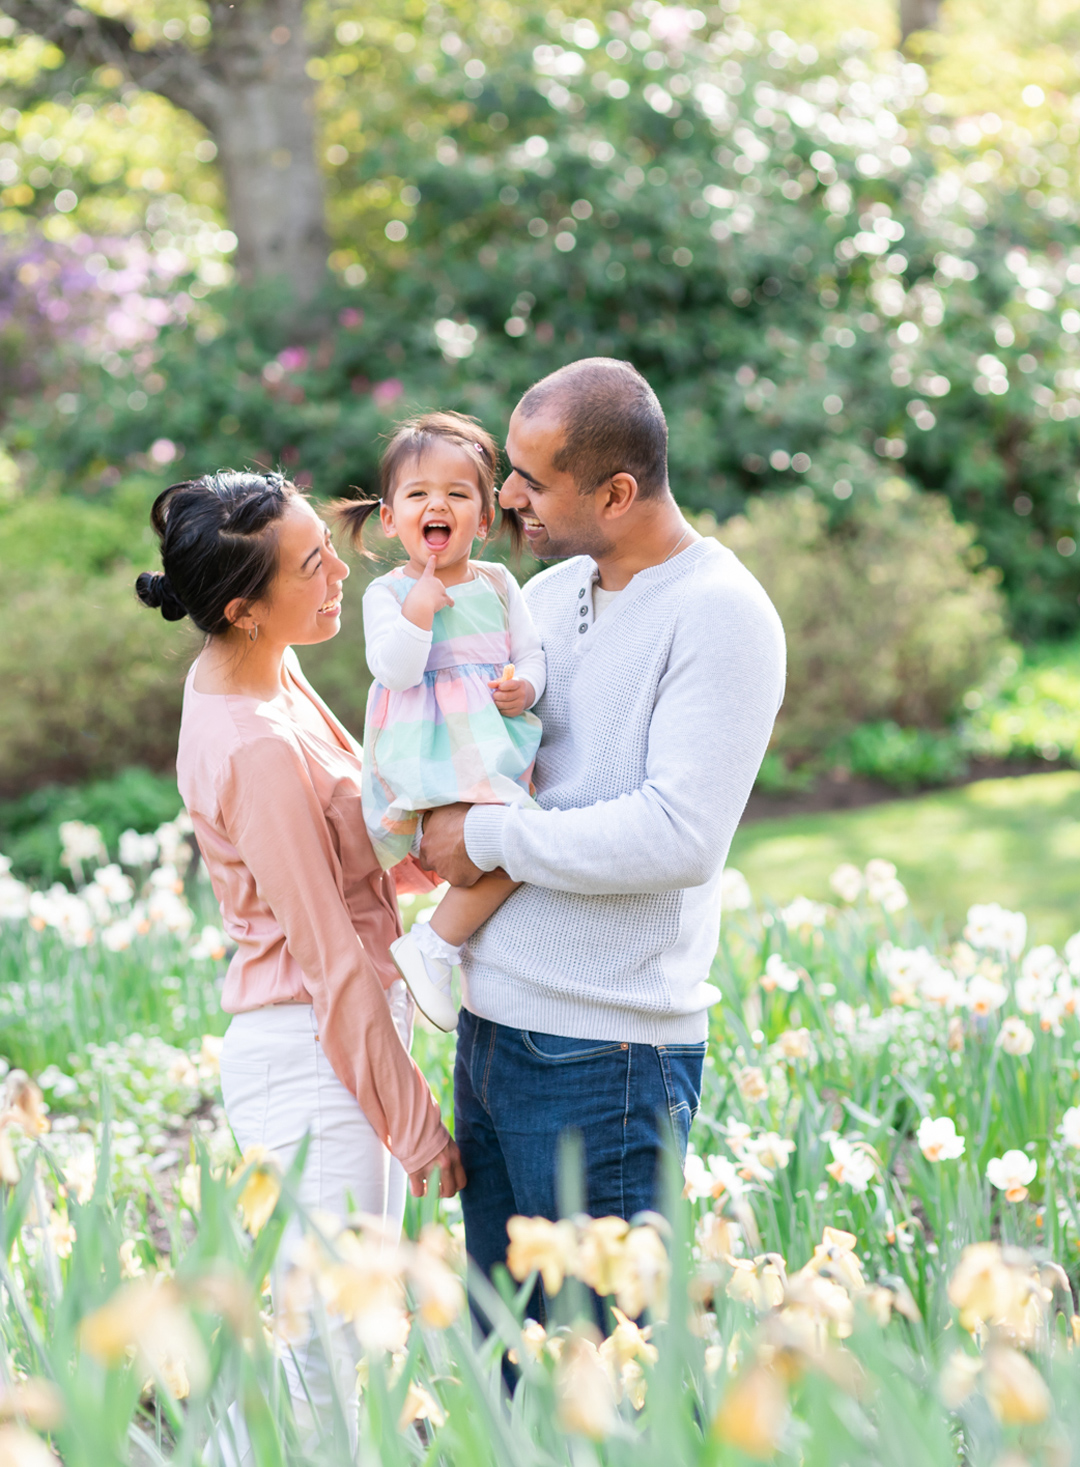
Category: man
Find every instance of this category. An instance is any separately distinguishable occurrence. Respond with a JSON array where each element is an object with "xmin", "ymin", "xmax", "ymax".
[{"xmin": 421, "ymin": 357, "xmax": 785, "ymax": 1295}]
